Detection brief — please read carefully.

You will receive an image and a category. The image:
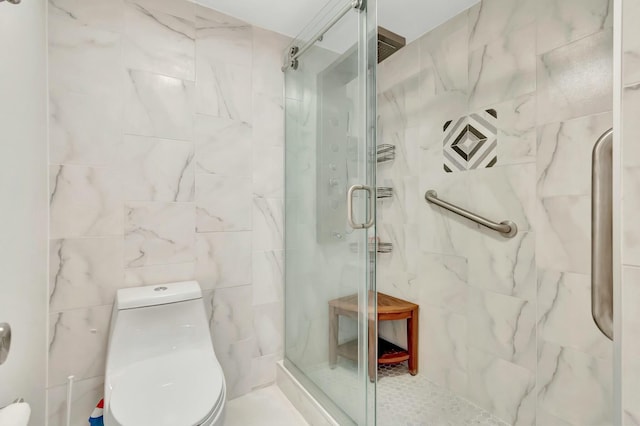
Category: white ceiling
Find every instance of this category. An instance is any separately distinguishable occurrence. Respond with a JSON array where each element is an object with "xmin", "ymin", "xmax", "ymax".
[{"xmin": 196, "ymin": 0, "xmax": 479, "ymax": 50}]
